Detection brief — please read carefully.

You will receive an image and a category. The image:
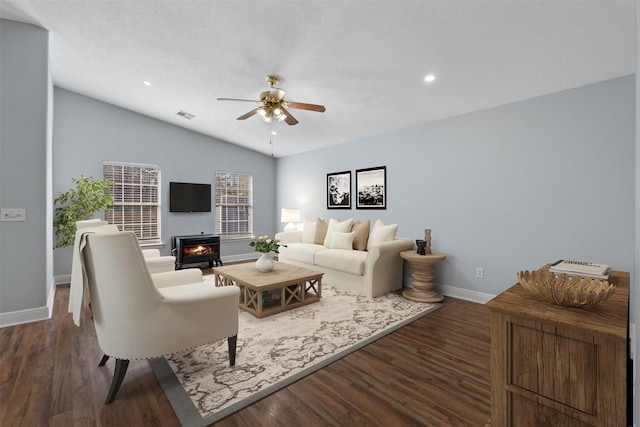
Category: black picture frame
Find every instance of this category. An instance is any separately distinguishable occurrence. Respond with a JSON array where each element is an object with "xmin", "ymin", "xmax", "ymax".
[
  {"xmin": 327, "ymin": 171, "xmax": 351, "ymax": 209},
  {"xmin": 356, "ymin": 166, "xmax": 386, "ymax": 209}
]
